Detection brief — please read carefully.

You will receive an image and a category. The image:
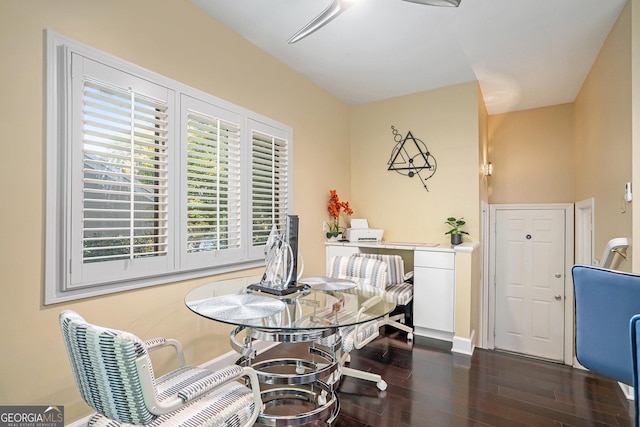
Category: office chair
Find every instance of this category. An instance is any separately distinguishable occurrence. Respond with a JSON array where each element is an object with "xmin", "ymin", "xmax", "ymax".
[
  {"xmin": 630, "ymin": 315, "xmax": 640, "ymax": 427},
  {"xmin": 572, "ymin": 264, "xmax": 640, "ymax": 387},
  {"xmin": 59, "ymin": 310, "xmax": 262, "ymax": 427},
  {"xmin": 353, "ymin": 253, "xmax": 414, "ymax": 340},
  {"xmin": 323, "ymin": 255, "xmax": 390, "ymax": 391}
]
